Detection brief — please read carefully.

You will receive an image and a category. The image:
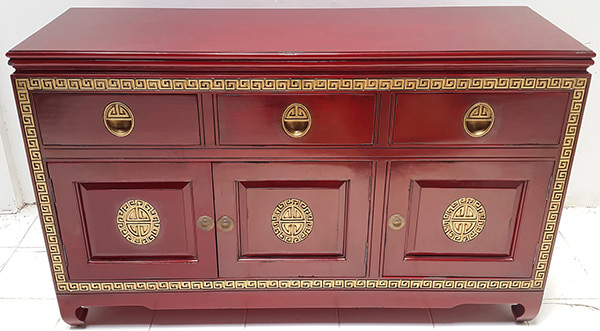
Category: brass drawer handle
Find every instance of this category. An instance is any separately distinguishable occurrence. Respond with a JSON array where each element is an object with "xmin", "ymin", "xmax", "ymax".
[
  {"xmin": 463, "ymin": 102, "xmax": 495, "ymax": 138},
  {"xmin": 388, "ymin": 214, "xmax": 406, "ymax": 231},
  {"xmin": 196, "ymin": 216, "xmax": 214, "ymax": 231},
  {"xmin": 282, "ymin": 103, "xmax": 312, "ymax": 138},
  {"xmin": 216, "ymin": 215, "xmax": 235, "ymax": 232},
  {"xmin": 104, "ymin": 101, "xmax": 134, "ymax": 137}
]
